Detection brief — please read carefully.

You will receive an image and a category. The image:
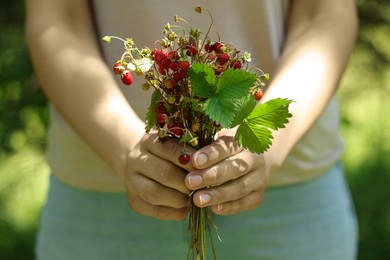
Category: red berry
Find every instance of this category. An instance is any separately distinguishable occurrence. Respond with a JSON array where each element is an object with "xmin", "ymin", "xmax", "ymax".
[
  {"xmin": 158, "ymin": 66, "xmax": 167, "ymax": 75},
  {"xmin": 155, "ymin": 105, "xmax": 167, "ymax": 115},
  {"xmin": 156, "ymin": 114, "xmax": 166, "ymax": 124},
  {"xmin": 170, "ymin": 61, "xmax": 180, "ymax": 71},
  {"xmin": 161, "ymin": 58, "xmax": 172, "ymax": 70},
  {"xmin": 186, "ymin": 45, "xmax": 198, "ymax": 56},
  {"xmin": 254, "ymin": 89, "xmax": 263, "ymax": 101},
  {"xmin": 231, "ymin": 61, "xmax": 242, "ymax": 69},
  {"xmin": 204, "ymin": 42, "xmax": 214, "ymax": 53},
  {"xmin": 172, "ymin": 72, "xmax": 182, "ymax": 82},
  {"xmin": 217, "ymin": 53, "xmax": 230, "ymax": 65},
  {"xmin": 179, "ymin": 61, "xmax": 190, "ymax": 71},
  {"xmin": 207, "ymin": 54, "xmax": 215, "ymax": 61},
  {"xmin": 178, "ymin": 153, "xmax": 191, "ymax": 165},
  {"xmin": 113, "ymin": 61, "xmax": 125, "ymax": 75},
  {"xmin": 152, "ymin": 49, "xmax": 168, "ymax": 66},
  {"xmin": 168, "ymin": 123, "xmax": 183, "ymax": 136},
  {"xmin": 214, "ymin": 42, "xmax": 224, "ymax": 53},
  {"xmin": 121, "ymin": 71, "xmax": 133, "ymax": 85}
]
